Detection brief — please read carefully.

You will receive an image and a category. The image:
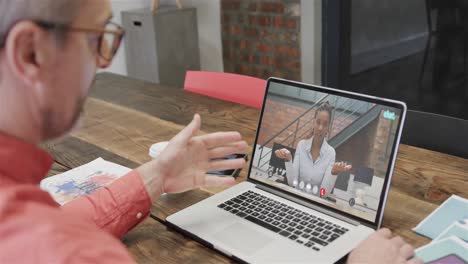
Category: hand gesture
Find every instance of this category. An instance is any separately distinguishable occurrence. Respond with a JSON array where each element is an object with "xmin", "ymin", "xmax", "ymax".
[
  {"xmin": 274, "ymin": 148, "xmax": 292, "ymax": 162},
  {"xmin": 348, "ymin": 228, "xmax": 422, "ymax": 264},
  {"xmin": 137, "ymin": 114, "xmax": 248, "ymax": 199},
  {"xmin": 331, "ymin": 161, "xmax": 352, "ymax": 175}
]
